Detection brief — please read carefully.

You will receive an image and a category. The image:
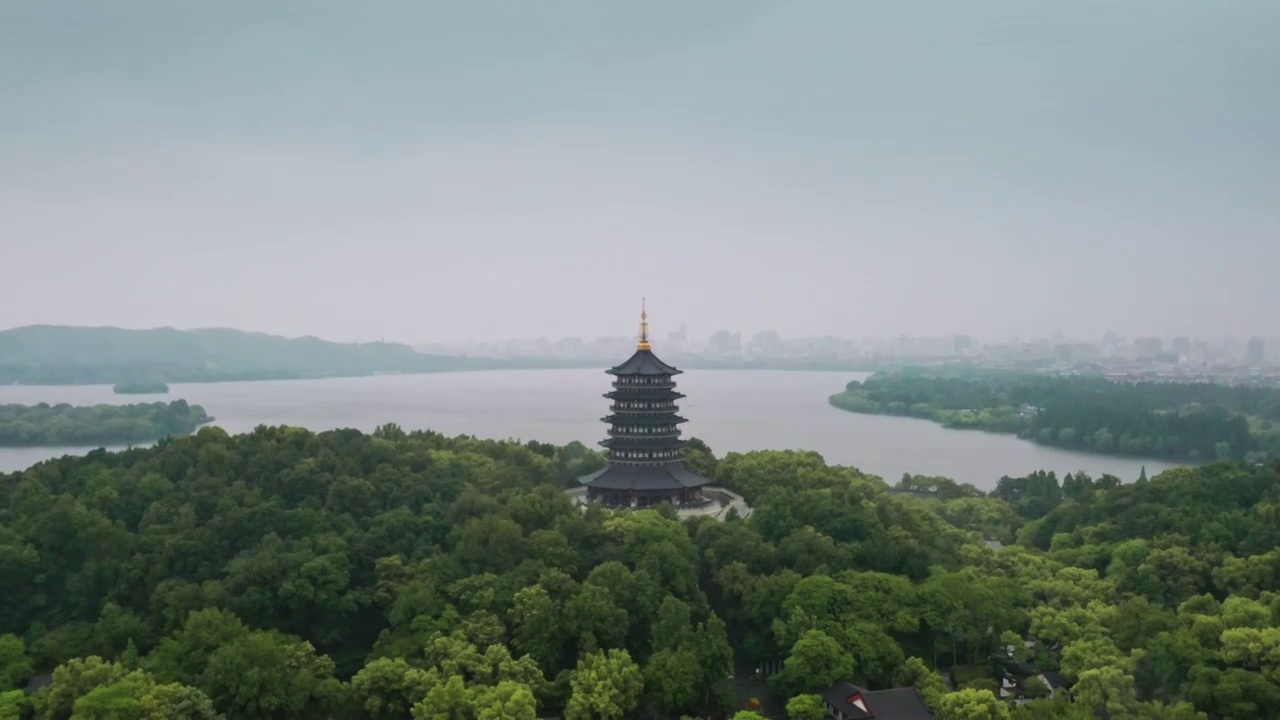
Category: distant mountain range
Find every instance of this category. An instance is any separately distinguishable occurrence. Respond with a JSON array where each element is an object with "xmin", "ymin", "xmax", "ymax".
[{"xmin": 0, "ymin": 325, "xmax": 515, "ymax": 385}]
